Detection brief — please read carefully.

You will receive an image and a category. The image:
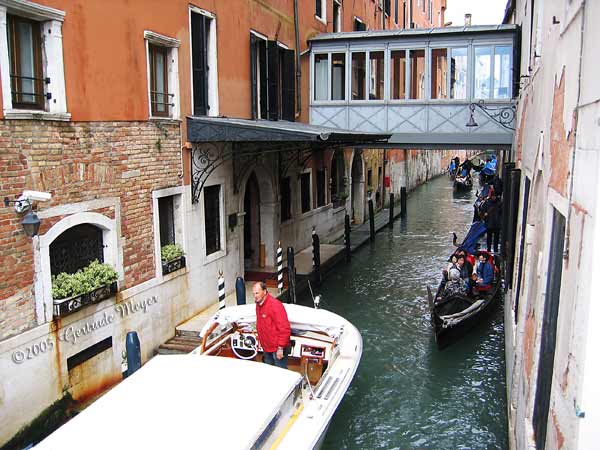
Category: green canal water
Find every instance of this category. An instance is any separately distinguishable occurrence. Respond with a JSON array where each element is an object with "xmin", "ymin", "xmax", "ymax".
[{"xmin": 299, "ymin": 175, "xmax": 508, "ymax": 450}]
